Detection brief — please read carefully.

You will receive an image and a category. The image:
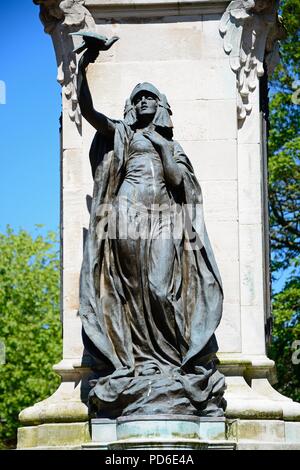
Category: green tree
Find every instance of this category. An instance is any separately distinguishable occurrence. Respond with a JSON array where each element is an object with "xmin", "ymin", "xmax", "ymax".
[
  {"xmin": 269, "ymin": 278, "xmax": 300, "ymax": 402},
  {"xmin": 268, "ymin": 0, "xmax": 300, "ymax": 400},
  {"xmin": 268, "ymin": 0, "xmax": 300, "ymax": 271},
  {"xmin": 0, "ymin": 227, "xmax": 62, "ymax": 449}
]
